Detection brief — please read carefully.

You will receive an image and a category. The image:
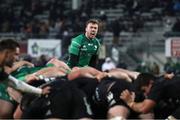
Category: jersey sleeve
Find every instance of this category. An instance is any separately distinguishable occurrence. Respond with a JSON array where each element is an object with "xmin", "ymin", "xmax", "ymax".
[
  {"xmin": 7, "ymin": 75, "xmax": 42, "ymax": 96},
  {"xmin": 69, "ymin": 37, "xmax": 82, "ymax": 55}
]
